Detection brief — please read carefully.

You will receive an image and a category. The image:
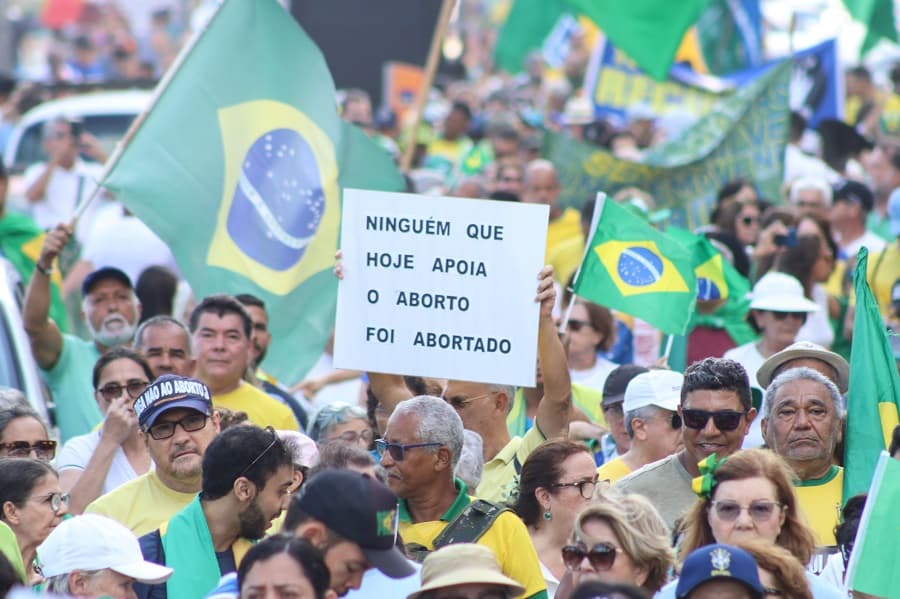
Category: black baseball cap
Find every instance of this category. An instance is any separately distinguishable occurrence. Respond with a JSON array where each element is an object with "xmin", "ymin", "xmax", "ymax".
[
  {"xmin": 833, "ymin": 180, "xmax": 874, "ymax": 213},
  {"xmin": 296, "ymin": 470, "xmax": 414, "ymax": 578},
  {"xmin": 601, "ymin": 364, "xmax": 649, "ymax": 408},
  {"xmin": 133, "ymin": 375, "xmax": 213, "ymax": 430},
  {"xmin": 82, "ymin": 266, "xmax": 133, "ymax": 296}
]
